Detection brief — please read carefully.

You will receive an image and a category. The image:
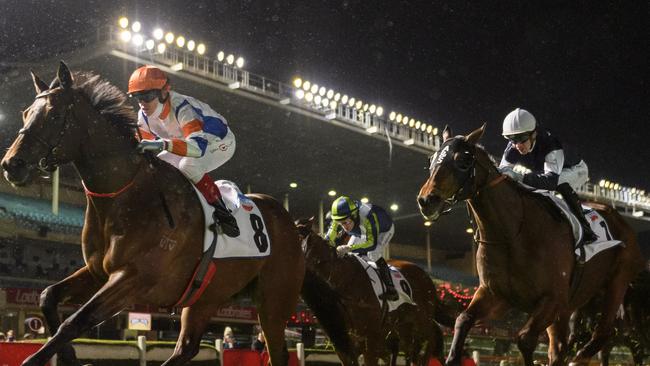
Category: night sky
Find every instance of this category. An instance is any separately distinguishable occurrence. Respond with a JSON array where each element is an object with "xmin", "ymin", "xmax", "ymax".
[{"xmin": 1, "ymin": 0, "xmax": 648, "ymax": 188}]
